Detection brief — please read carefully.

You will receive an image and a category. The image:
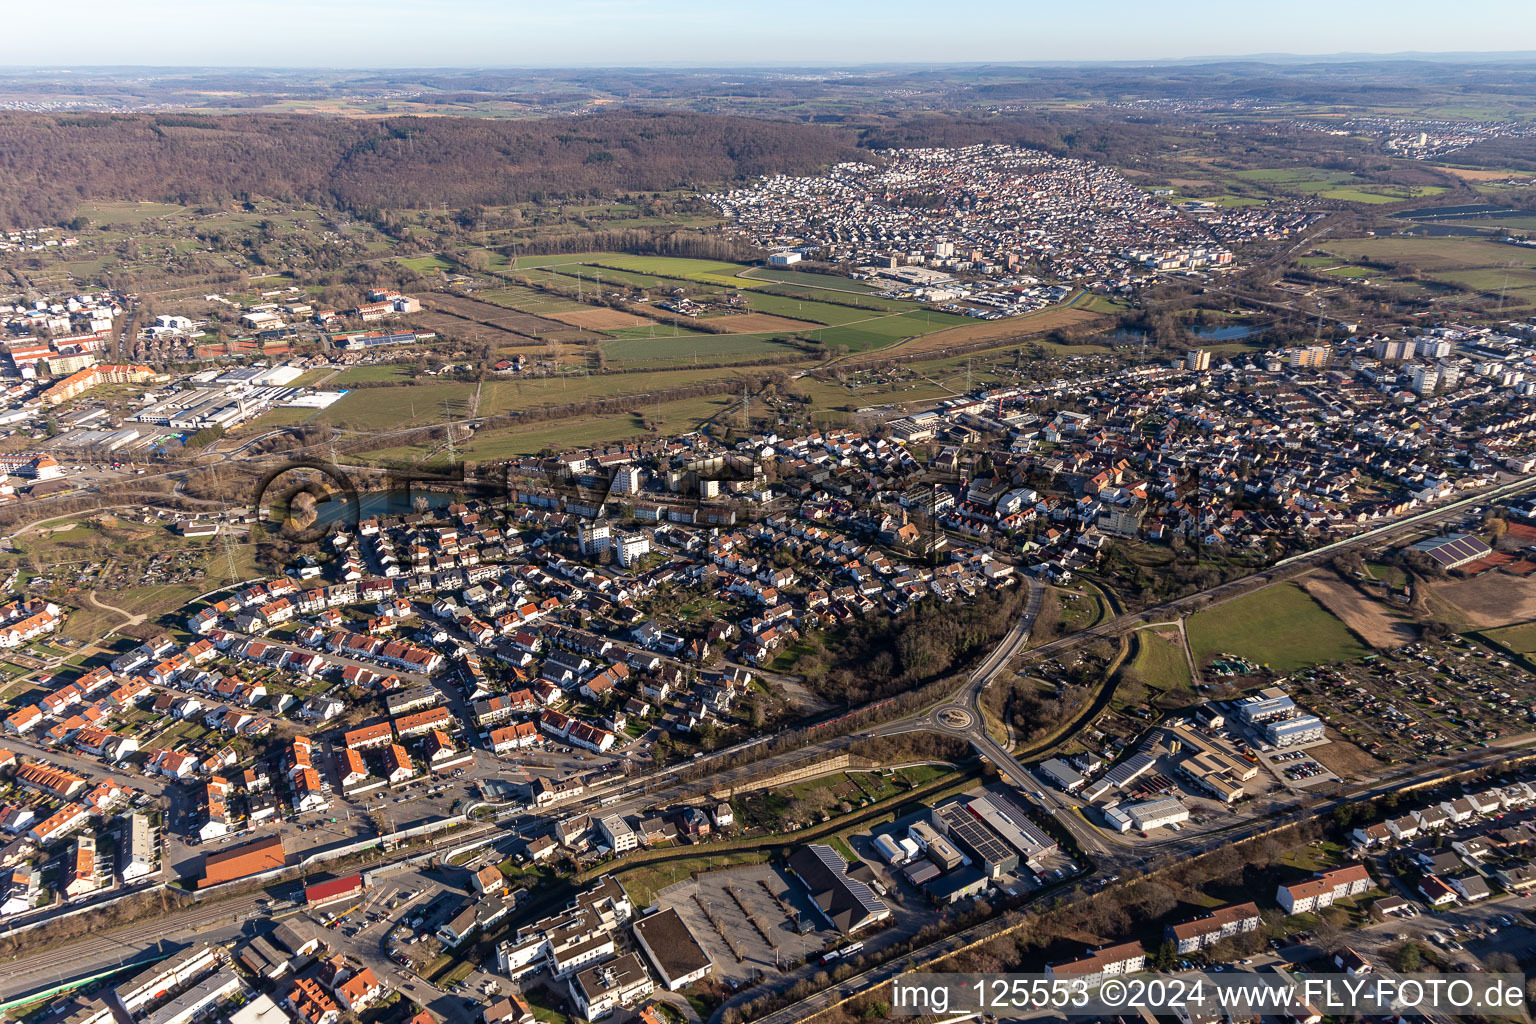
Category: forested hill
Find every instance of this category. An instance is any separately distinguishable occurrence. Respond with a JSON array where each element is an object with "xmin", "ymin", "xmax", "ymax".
[{"xmin": 0, "ymin": 110, "xmax": 862, "ymax": 226}]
